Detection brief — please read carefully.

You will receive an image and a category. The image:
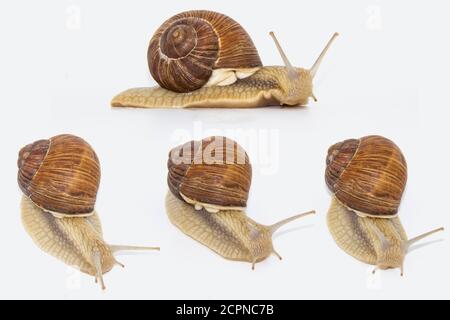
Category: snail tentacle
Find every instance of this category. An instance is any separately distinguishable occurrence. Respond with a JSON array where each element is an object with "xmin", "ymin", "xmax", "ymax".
[
  {"xmin": 92, "ymin": 251, "xmax": 106, "ymax": 290},
  {"xmin": 310, "ymin": 32, "xmax": 339, "ymax": 79},
  {"xmin": 407, "ymin": 227, "xmax": 444, "ymax": 248},
  {"xmin": 268, "ymin": 210, "xmax": 316, "ymax": 235}
]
